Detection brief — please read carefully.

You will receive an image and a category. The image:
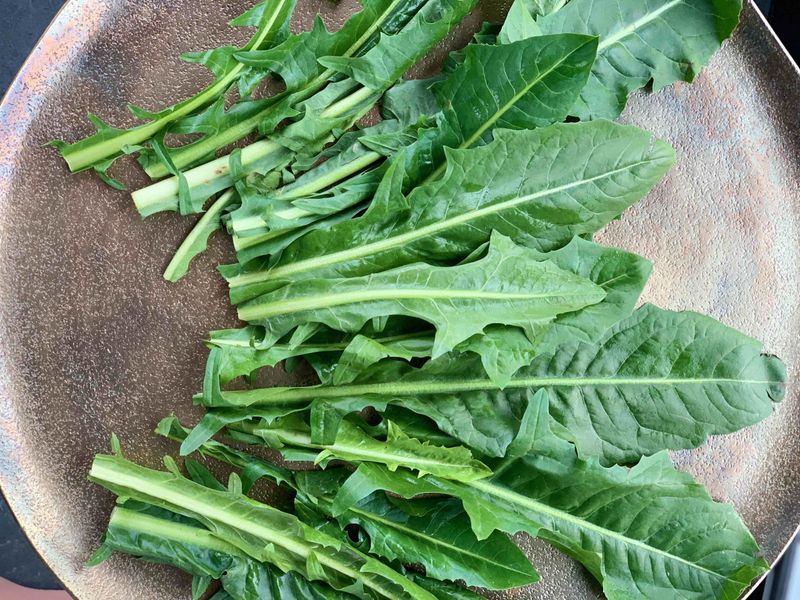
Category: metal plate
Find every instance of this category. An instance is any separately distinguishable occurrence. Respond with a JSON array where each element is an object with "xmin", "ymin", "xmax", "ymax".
[{"xmin": 0, "ymin": 1, "xmax": 798, "ymax": 598}]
